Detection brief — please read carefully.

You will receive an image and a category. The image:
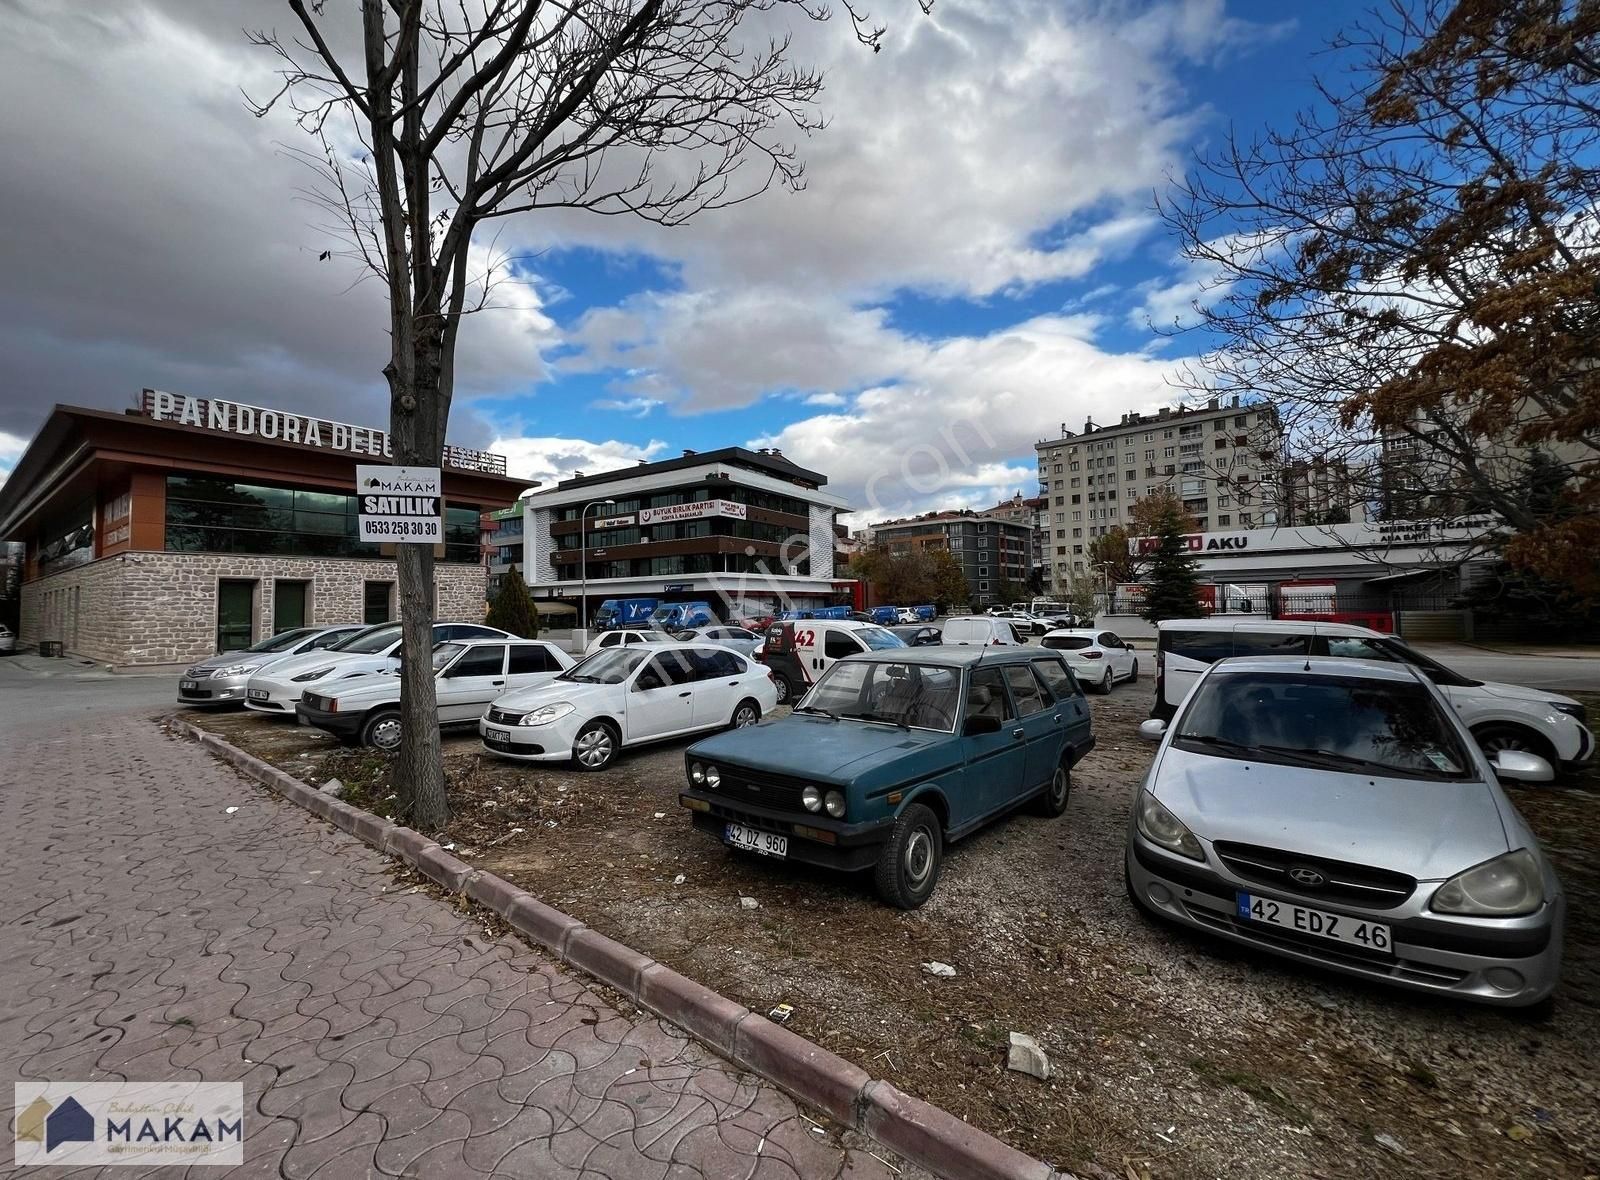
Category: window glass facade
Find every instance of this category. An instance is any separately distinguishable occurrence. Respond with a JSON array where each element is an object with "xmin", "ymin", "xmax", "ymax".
[{"xmin": 165, "ymin": 474, "xmax": 480, "ymax": 563}]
